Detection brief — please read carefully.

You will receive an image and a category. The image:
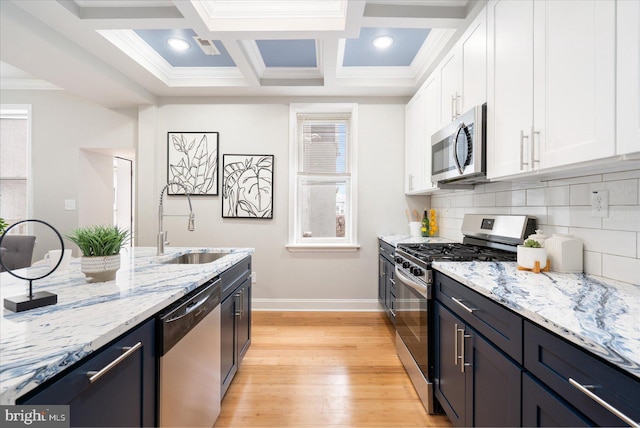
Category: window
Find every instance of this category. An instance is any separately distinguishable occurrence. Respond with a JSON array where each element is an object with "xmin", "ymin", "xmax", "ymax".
[
  {"xmin": 288, "ymin": 104, "xmax": 359, "ymax": 250},
  {"xmin": 0, "ymin": 106, "xmax": 31, "ymax": 234}
]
